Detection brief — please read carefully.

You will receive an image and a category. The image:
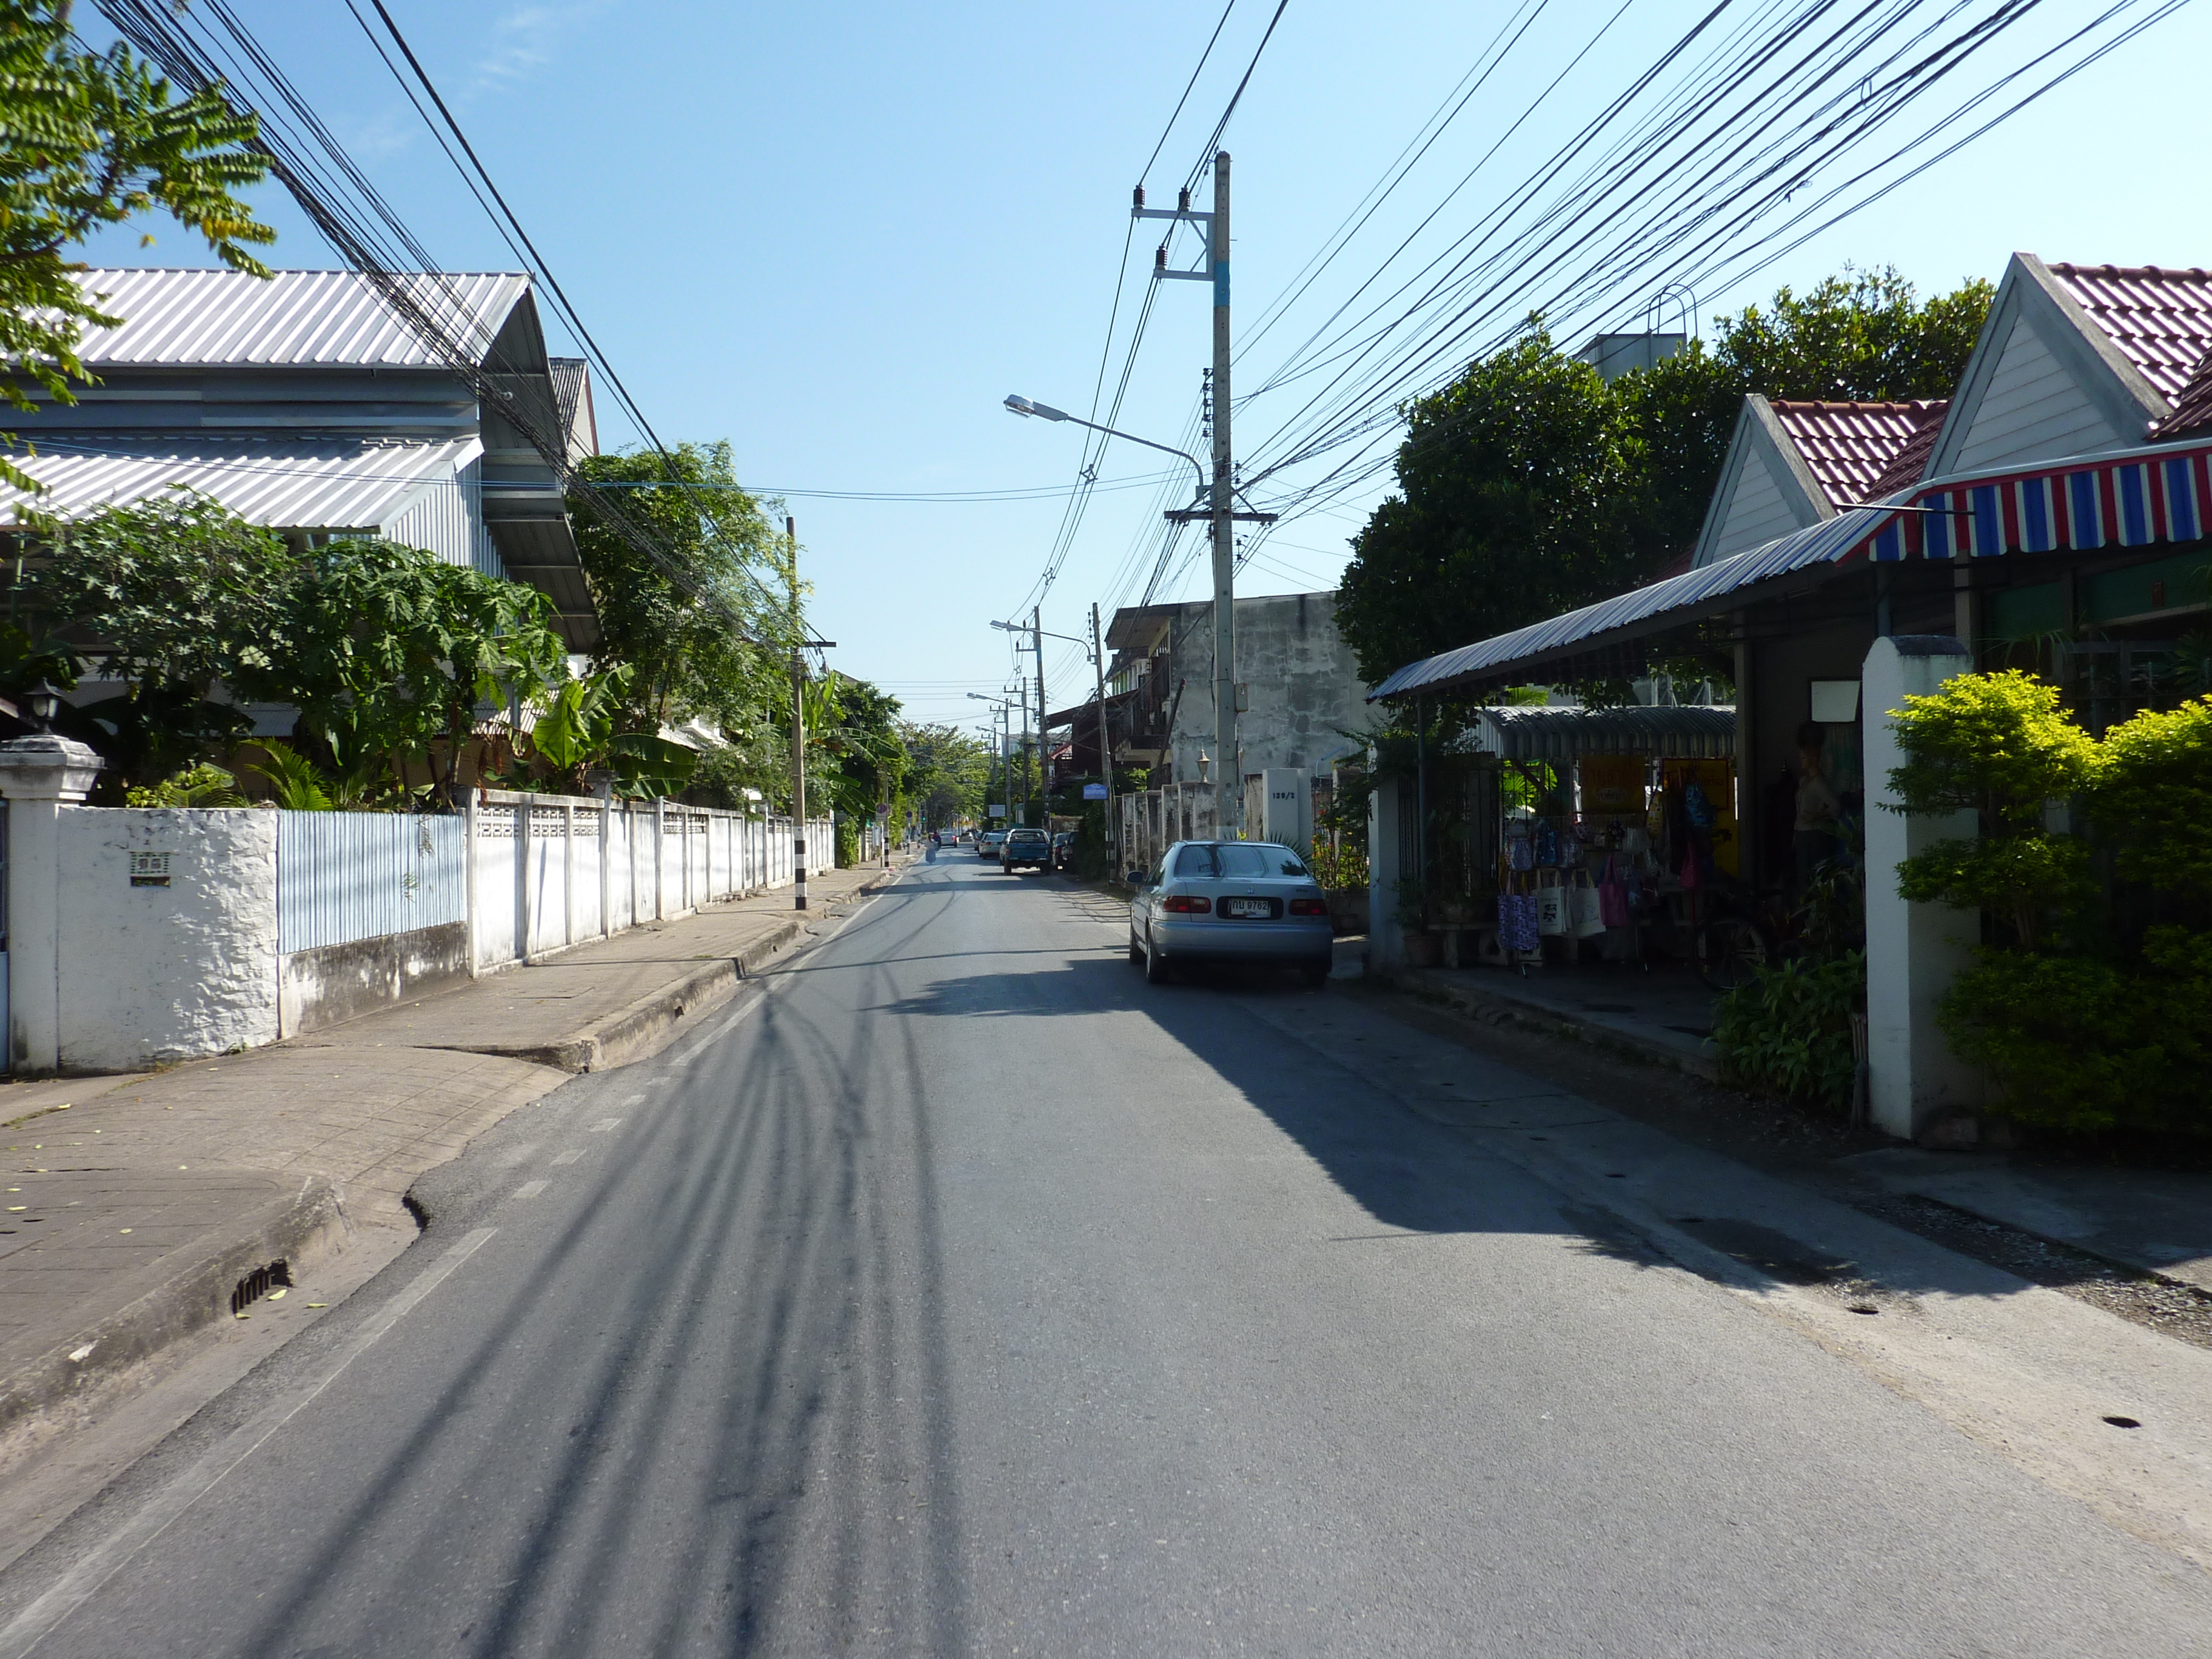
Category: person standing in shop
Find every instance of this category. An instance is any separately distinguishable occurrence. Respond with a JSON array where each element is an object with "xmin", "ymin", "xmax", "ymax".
[{"xmin": 1792, "ymin": 720, "xmax": 1843, "ymax": 891}]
